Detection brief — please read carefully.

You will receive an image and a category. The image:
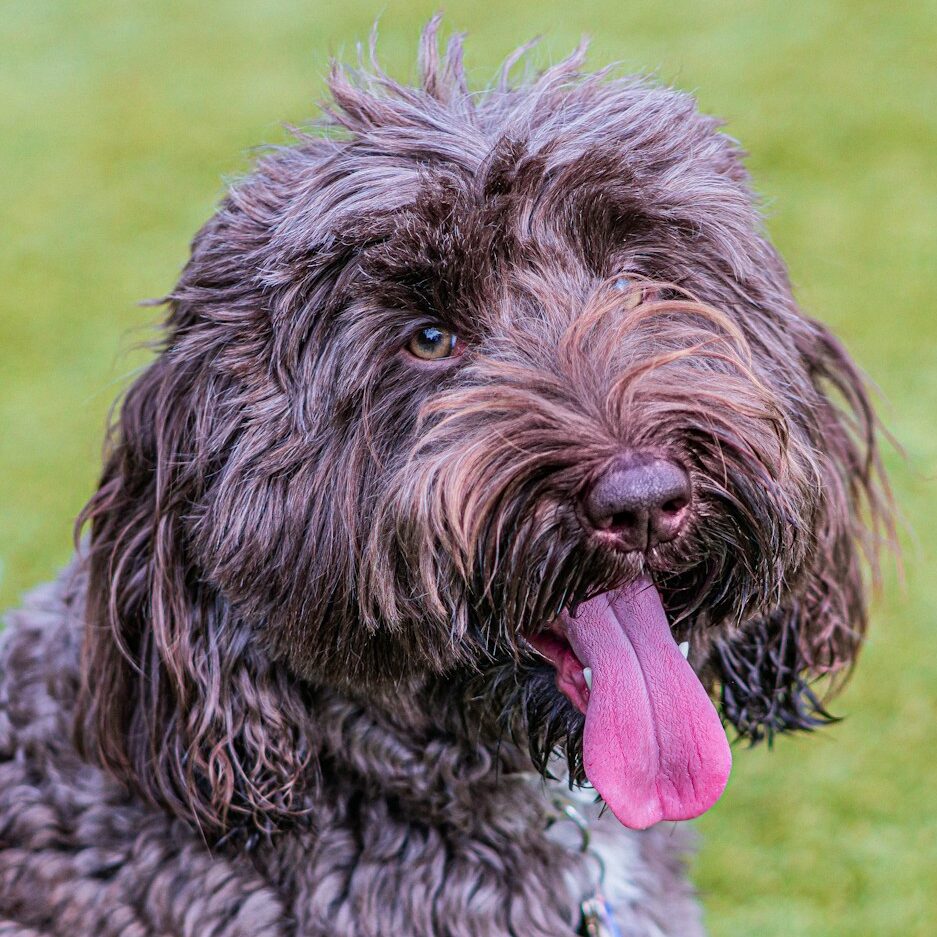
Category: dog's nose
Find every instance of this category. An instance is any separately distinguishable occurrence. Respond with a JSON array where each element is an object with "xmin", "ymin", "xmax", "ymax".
[{"xmin": 582, "ymin": 453, "xmax": 691, "ymax": 551}]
